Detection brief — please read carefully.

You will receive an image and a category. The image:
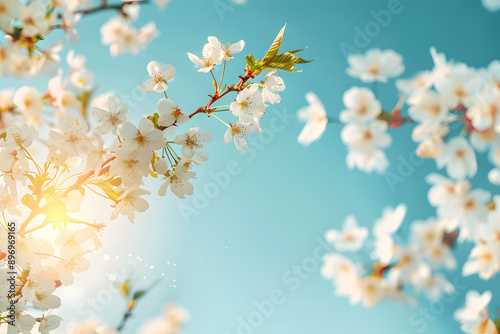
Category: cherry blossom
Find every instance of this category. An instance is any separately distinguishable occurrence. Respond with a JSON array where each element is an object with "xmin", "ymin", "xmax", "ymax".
[
  {"xmin": 325, "ymin": 215, "xmax": 368, "ymax": 251},
  {"xmin": 119, "ymin": 118, "xmax": 166, "ymax": 157},
  {"xmin": 92, "ymin": 96, "xmax": 129, "ymax": 135},
  {"xmin": 340, "ymin": 87, "xmax": 381, "ymax": 123},
  {"xmin": 346, "ymin": 49, "xmax": 405, "ymax": 83},
  {"xmin": 297, "ymin": 92, "xmax": 328, "ymax": 146},
  {"xmin": 230, "ymin": 85, "xmax": 266, "ymax": 133},
  {"xmin": 261, "ymin": 70, "xmax": 285, "ymax": 104},
  {"xmin": 187, "ymin": 36, "xmax": 224, "ymax": 73},
  {"xmin": 174, "ymin": 127, "xmax": 212, "ymax": 161},
  {"xmin": 157, "ymin": 98, "xmax": 189, "ymax": 127},
  {"xmin": 222, "ymin": 40, "xmax": 245, "ymax": 60},
  {"xmin": 454, "ymin": 290, "xmax": 492, "ymax": 334},
  {"xmin": 341, "ymin": 120, "xmax": 392, "ymax": 174},
  {"xmin": 224, "ymin": 121, "xmax": 256, "ymax": 152},
  {"xmin": 111, "ymin": 187, "xmax": 150, "ymax": 223},
  {"xmin": 139, "ymin": 61, "xmax": 176, "ymax": 93}
]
